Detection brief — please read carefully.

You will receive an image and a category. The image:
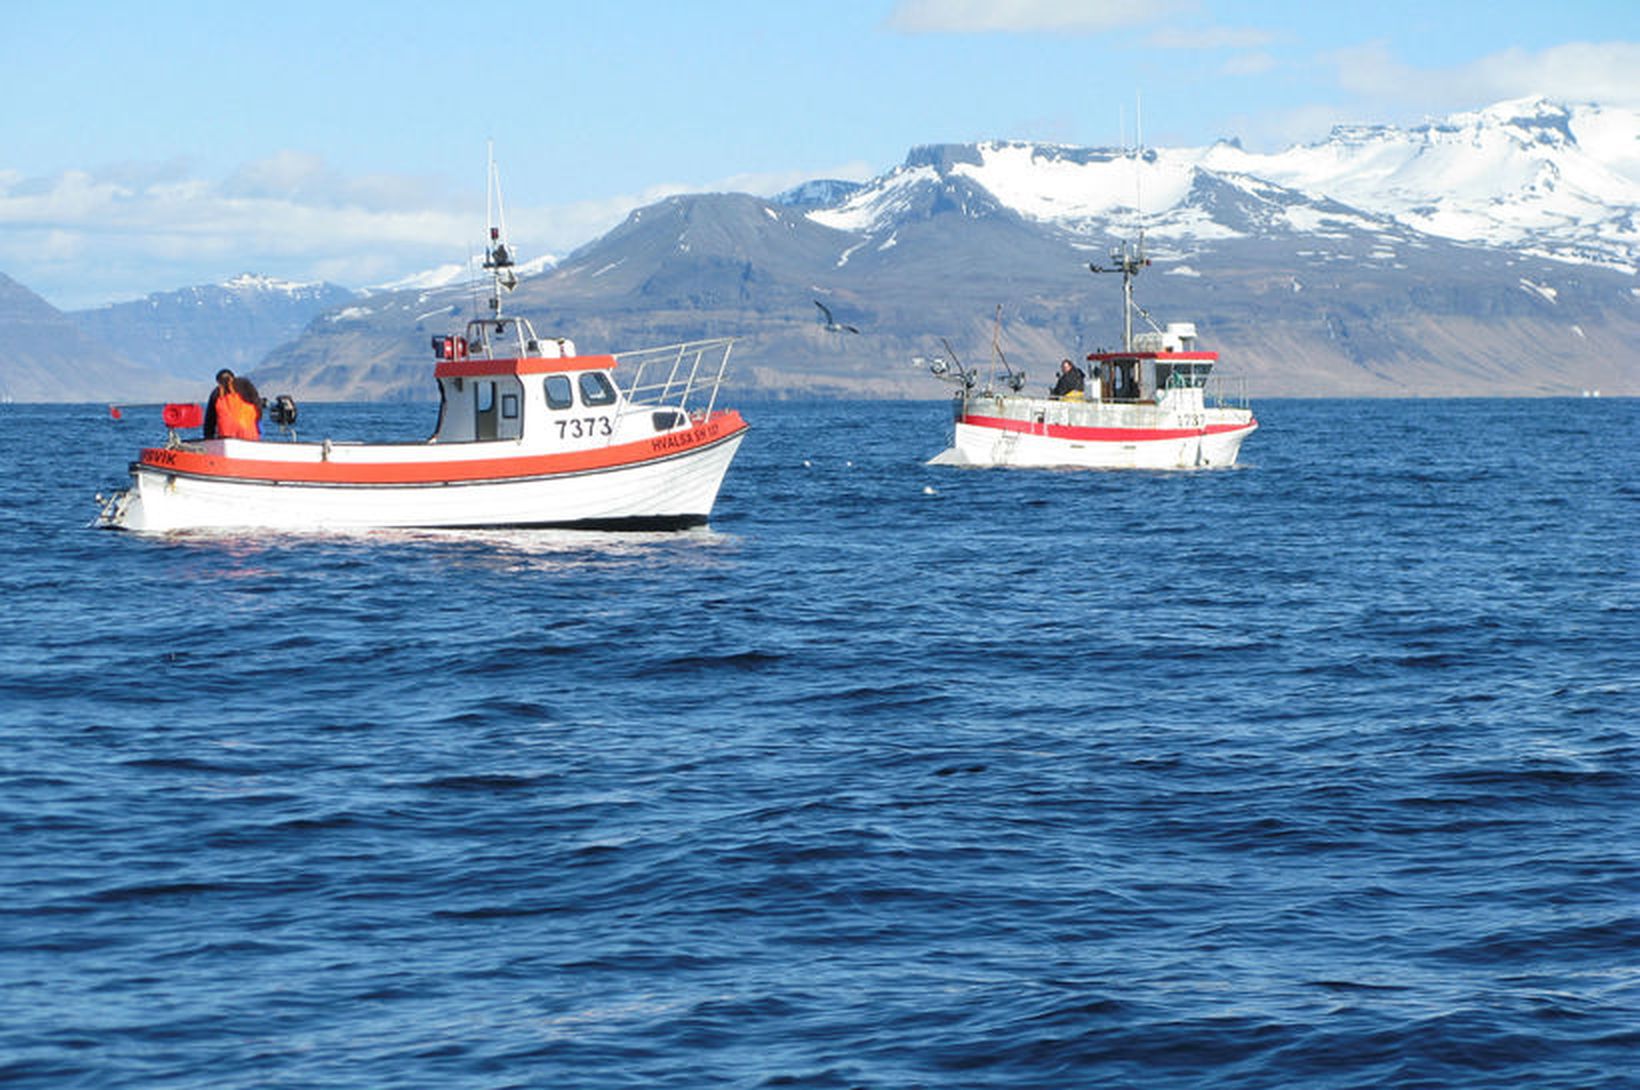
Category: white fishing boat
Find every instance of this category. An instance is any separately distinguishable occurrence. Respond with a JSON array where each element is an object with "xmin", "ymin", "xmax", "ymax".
[
  {"xmin": 96, "ymin": 163, "xmax": 749, "ymax": 533},
  {"xmin": 925, "ymin": 242, "xmax": 1256, "ymax": 469}
]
